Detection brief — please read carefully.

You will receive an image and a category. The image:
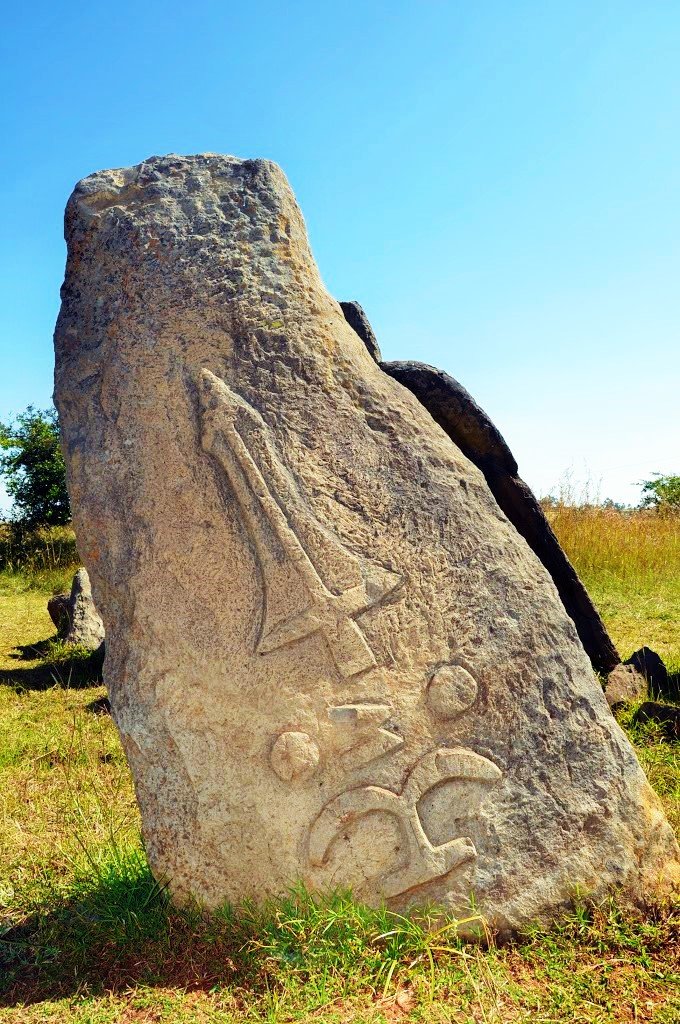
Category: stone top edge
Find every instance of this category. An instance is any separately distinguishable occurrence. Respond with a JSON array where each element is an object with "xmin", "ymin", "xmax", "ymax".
[{"xmin": 69, "ymin": 153, "xmax": 284, "ymax": 202}]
